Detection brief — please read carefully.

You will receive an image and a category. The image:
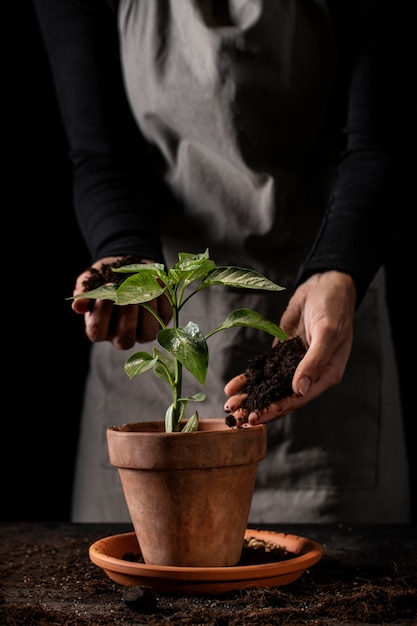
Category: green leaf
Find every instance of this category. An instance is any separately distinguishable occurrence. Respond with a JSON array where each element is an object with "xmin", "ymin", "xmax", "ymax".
[
  {"xmin": 181, "ymin": 411, "xmax": 200, "ymax": 432},
  {"xmin": 112, "ymin": 262, "xmax": 166, "ymax": 276},
  {"xmin": 165, "ymin": 402, "xmax": 183, "ymax": 432},
  {"xmin": 165, "ymin": 404, "xmax": 176, "ymax": 432},
  {"xmin": 70, "ymin": 284, "xmax": 118, "ymax": 301},
  {"xmin": 169, "ymin": 250, "xmax": 216, "ymax": 287},
  {"xmin": 67, "ymin": 249, "xmax": 290, "ymax": 433},
  {"xmin": 177, "ymin": 392, "xmax": 206, "ymax": 403},
  {"xmin": 206, "ymin": 309, "xmax": 288, "ymax": 340},
  {"xmin": 152, "ymin": 348, "xmax": 176, "ymax": 384},
  {"xmin": 201, "ymin": 267, "xmax": 285, "ymax": 292},
  {"xmin": 158, "ymin": 322, "xmax": 208, "ymax": 385},
  {"xmin": 115, "ymin": 272, "xmax": 166, "ymax": 305},
  {"xmin": 124, "ymin": 352, "xmax": 158, "ymax": 380},
  {"xmin": 177, "ymin": 250, "xmax": 209, "ymax": 265}
]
